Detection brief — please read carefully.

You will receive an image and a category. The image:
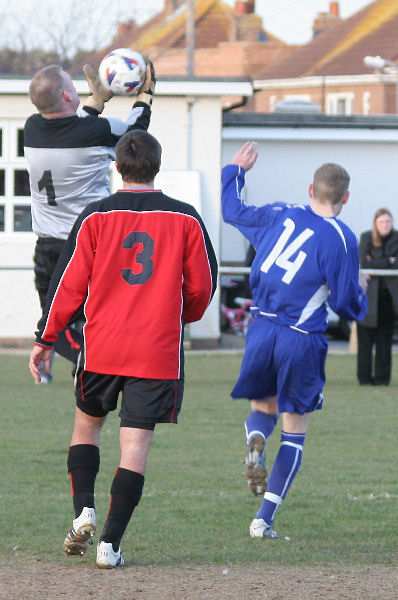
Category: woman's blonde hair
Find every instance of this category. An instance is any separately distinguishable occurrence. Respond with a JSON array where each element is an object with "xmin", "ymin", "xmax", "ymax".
[{"xmin": 372, "ymin": 208, "xmax": 393, "ymax": 247}]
